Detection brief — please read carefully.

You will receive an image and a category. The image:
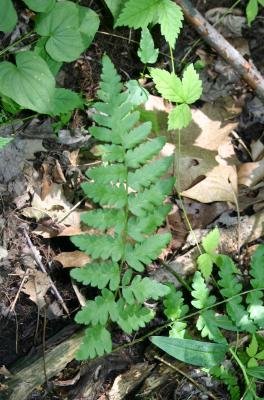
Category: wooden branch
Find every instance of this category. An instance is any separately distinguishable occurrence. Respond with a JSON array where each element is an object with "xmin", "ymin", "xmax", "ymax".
[{"xmin": 175, "ymin": 0, "xmax": 264, "ymax": 102}]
